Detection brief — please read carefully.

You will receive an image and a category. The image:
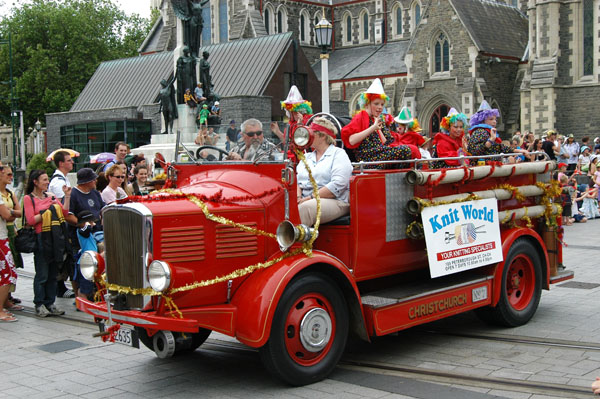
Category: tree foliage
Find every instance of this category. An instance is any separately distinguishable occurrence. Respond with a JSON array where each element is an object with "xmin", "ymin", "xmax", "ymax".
[
  {"xmin": 0, "ymin": 0, "xmax": 153, "ymax": 128},
  {"xmin": 26, "ymin": 152, "xmax": 54, "ymax": 177}
]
